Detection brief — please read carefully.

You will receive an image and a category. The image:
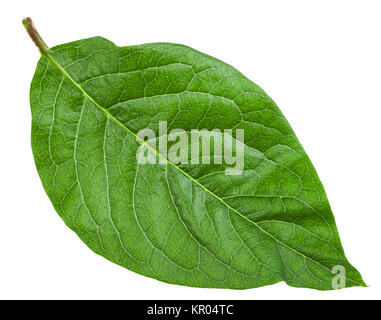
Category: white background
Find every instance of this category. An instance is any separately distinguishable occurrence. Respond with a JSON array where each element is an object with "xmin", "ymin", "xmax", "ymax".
[{"xmin": 1, "ymin": 0, "xmax": 380, "ymax": 300}]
